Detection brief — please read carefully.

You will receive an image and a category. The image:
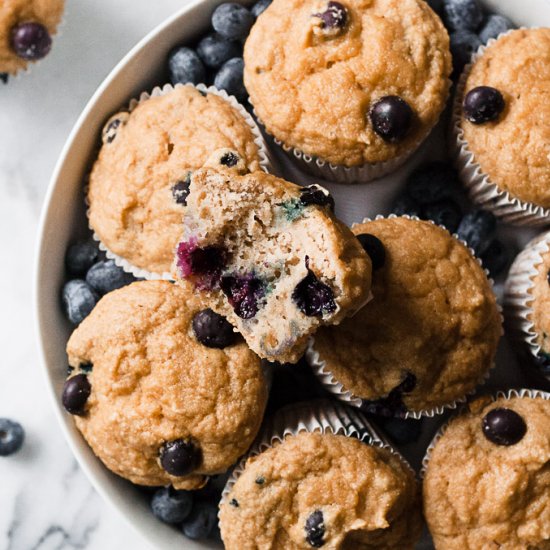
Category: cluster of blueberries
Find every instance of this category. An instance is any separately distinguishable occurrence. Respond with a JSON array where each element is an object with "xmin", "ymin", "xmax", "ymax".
[{"xmin": 167, "ymin": 0, "xmax": 271, "ymax": 102}]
